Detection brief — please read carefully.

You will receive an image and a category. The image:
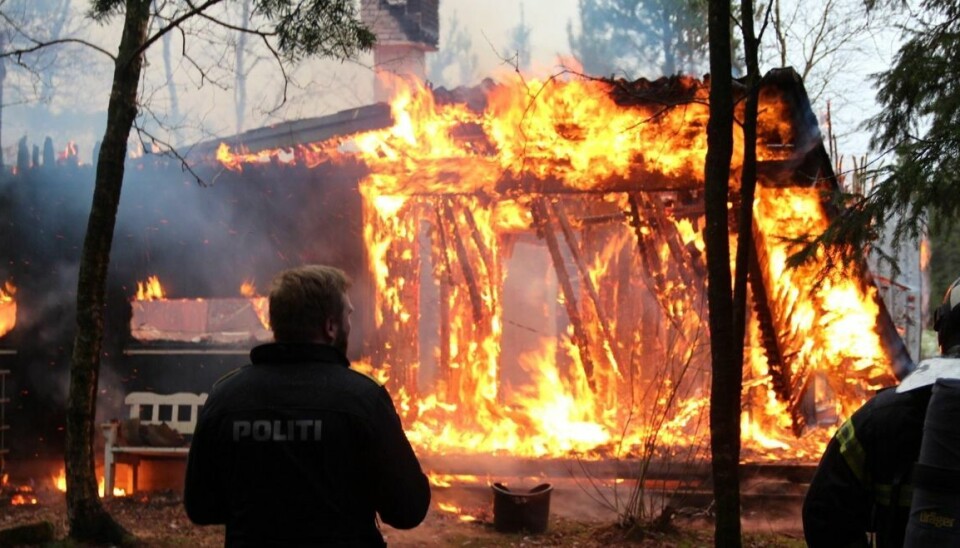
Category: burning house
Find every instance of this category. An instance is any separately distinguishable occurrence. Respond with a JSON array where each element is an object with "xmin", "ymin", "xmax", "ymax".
[
  {"xmin": 205, "ymin": 65, "xmax": 909, "ymax": 468},
  {"xmin": 0, "ymin": 53, "xmax": 912, "ymax": 506}
]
